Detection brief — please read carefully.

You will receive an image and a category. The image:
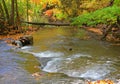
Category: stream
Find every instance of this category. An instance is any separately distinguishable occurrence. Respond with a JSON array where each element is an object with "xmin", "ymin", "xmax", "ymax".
[{"xmin": 0, "ymin": 27, "xmax": 120, "ymax": 84}]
